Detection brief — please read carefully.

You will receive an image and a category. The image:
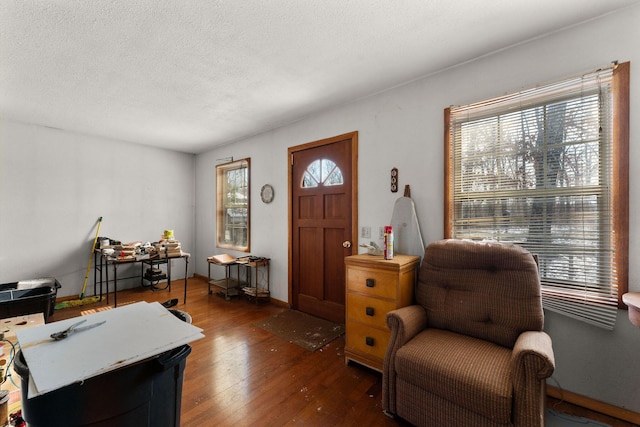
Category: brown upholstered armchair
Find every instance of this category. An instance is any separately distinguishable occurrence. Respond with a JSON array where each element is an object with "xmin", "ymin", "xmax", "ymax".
[{"xmin": 382, "ymin": 239, "xmax": 554, "ymax": 426}]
